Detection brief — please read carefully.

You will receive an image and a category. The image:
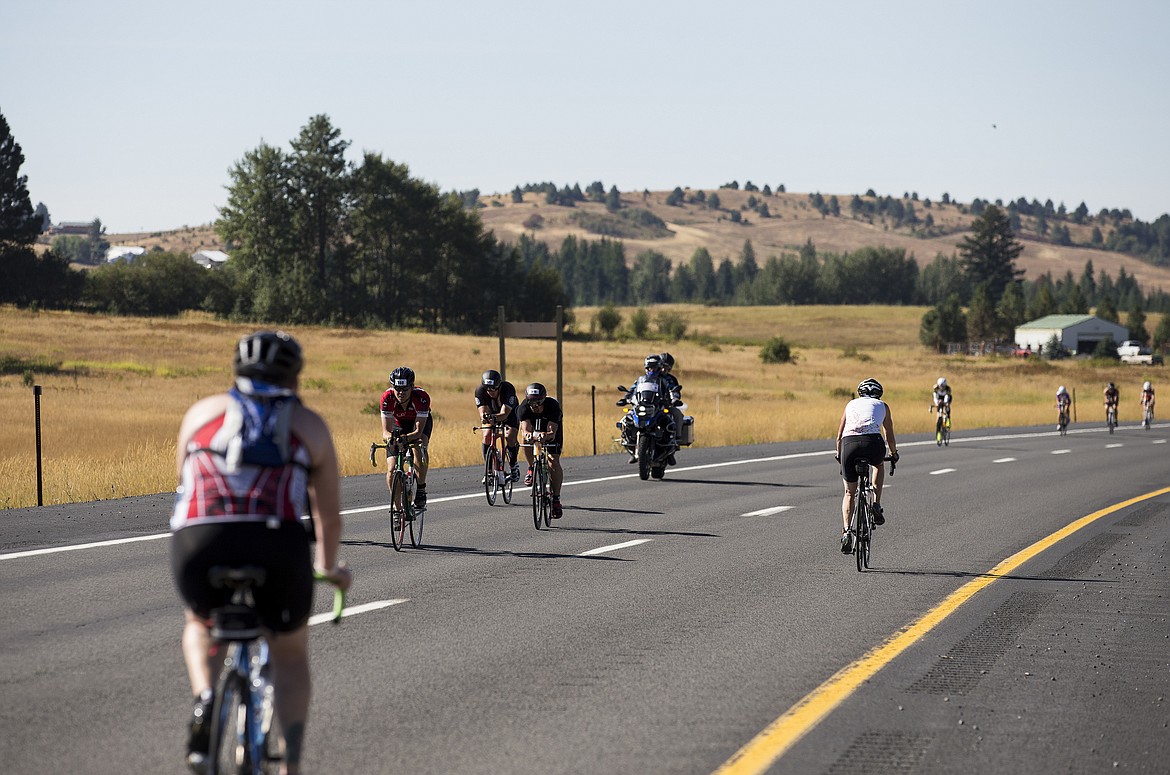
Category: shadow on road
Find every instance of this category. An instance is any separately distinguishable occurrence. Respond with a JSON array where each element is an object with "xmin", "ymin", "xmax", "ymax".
[
  {"xmin": 660, "ymin": 478, "xmax": 816, "ymax": 488},
  {"xmin": 864, "ymin": 566, "xmax": 1116, "ymax": 584}
]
